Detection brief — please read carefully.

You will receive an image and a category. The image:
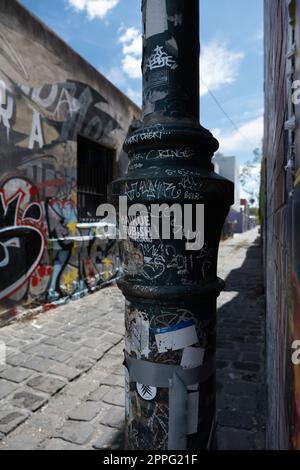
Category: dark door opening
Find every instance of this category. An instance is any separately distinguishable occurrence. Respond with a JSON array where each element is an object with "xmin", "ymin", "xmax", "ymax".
[{"xmin": 77, "ymin": 136, "xmax": 114, "ymax": 222}]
